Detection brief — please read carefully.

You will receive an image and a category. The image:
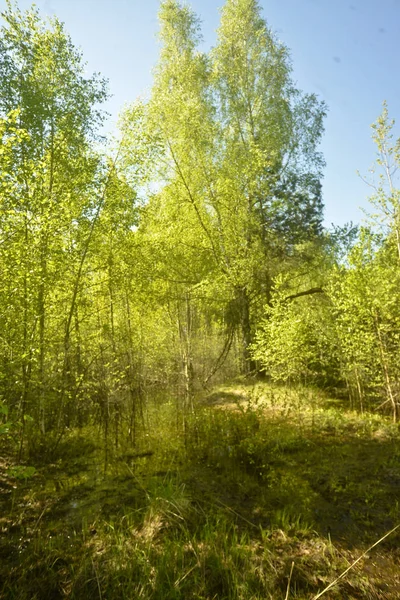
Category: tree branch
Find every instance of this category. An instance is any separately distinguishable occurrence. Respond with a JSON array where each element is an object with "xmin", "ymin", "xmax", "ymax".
[{"xmin": 284, "ymin": 287, "xmax": 324, "ymax": 302}]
